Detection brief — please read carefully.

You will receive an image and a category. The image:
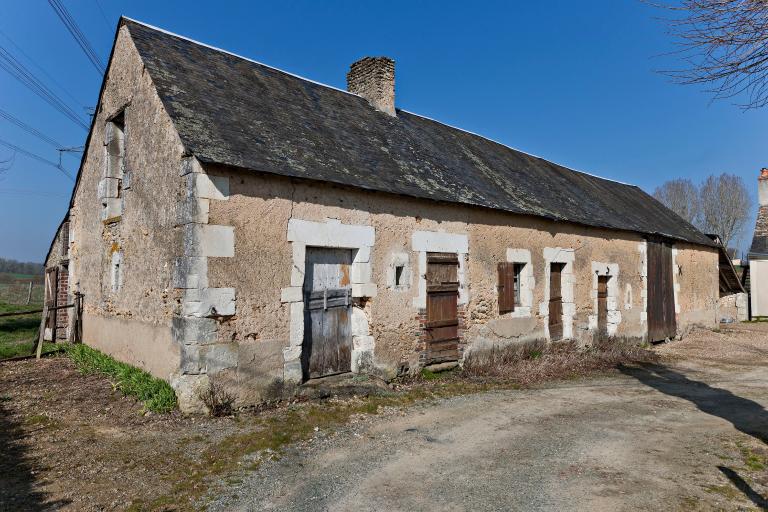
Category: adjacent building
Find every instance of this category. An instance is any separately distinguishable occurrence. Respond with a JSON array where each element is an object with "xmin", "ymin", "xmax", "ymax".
[
  {"xmin": 748, "ymin": 169, "xmax": 768, "ymax": 318},
  {"xmin": 44, "ymin": 18, "xmax": 721, "ymax": 411}
]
